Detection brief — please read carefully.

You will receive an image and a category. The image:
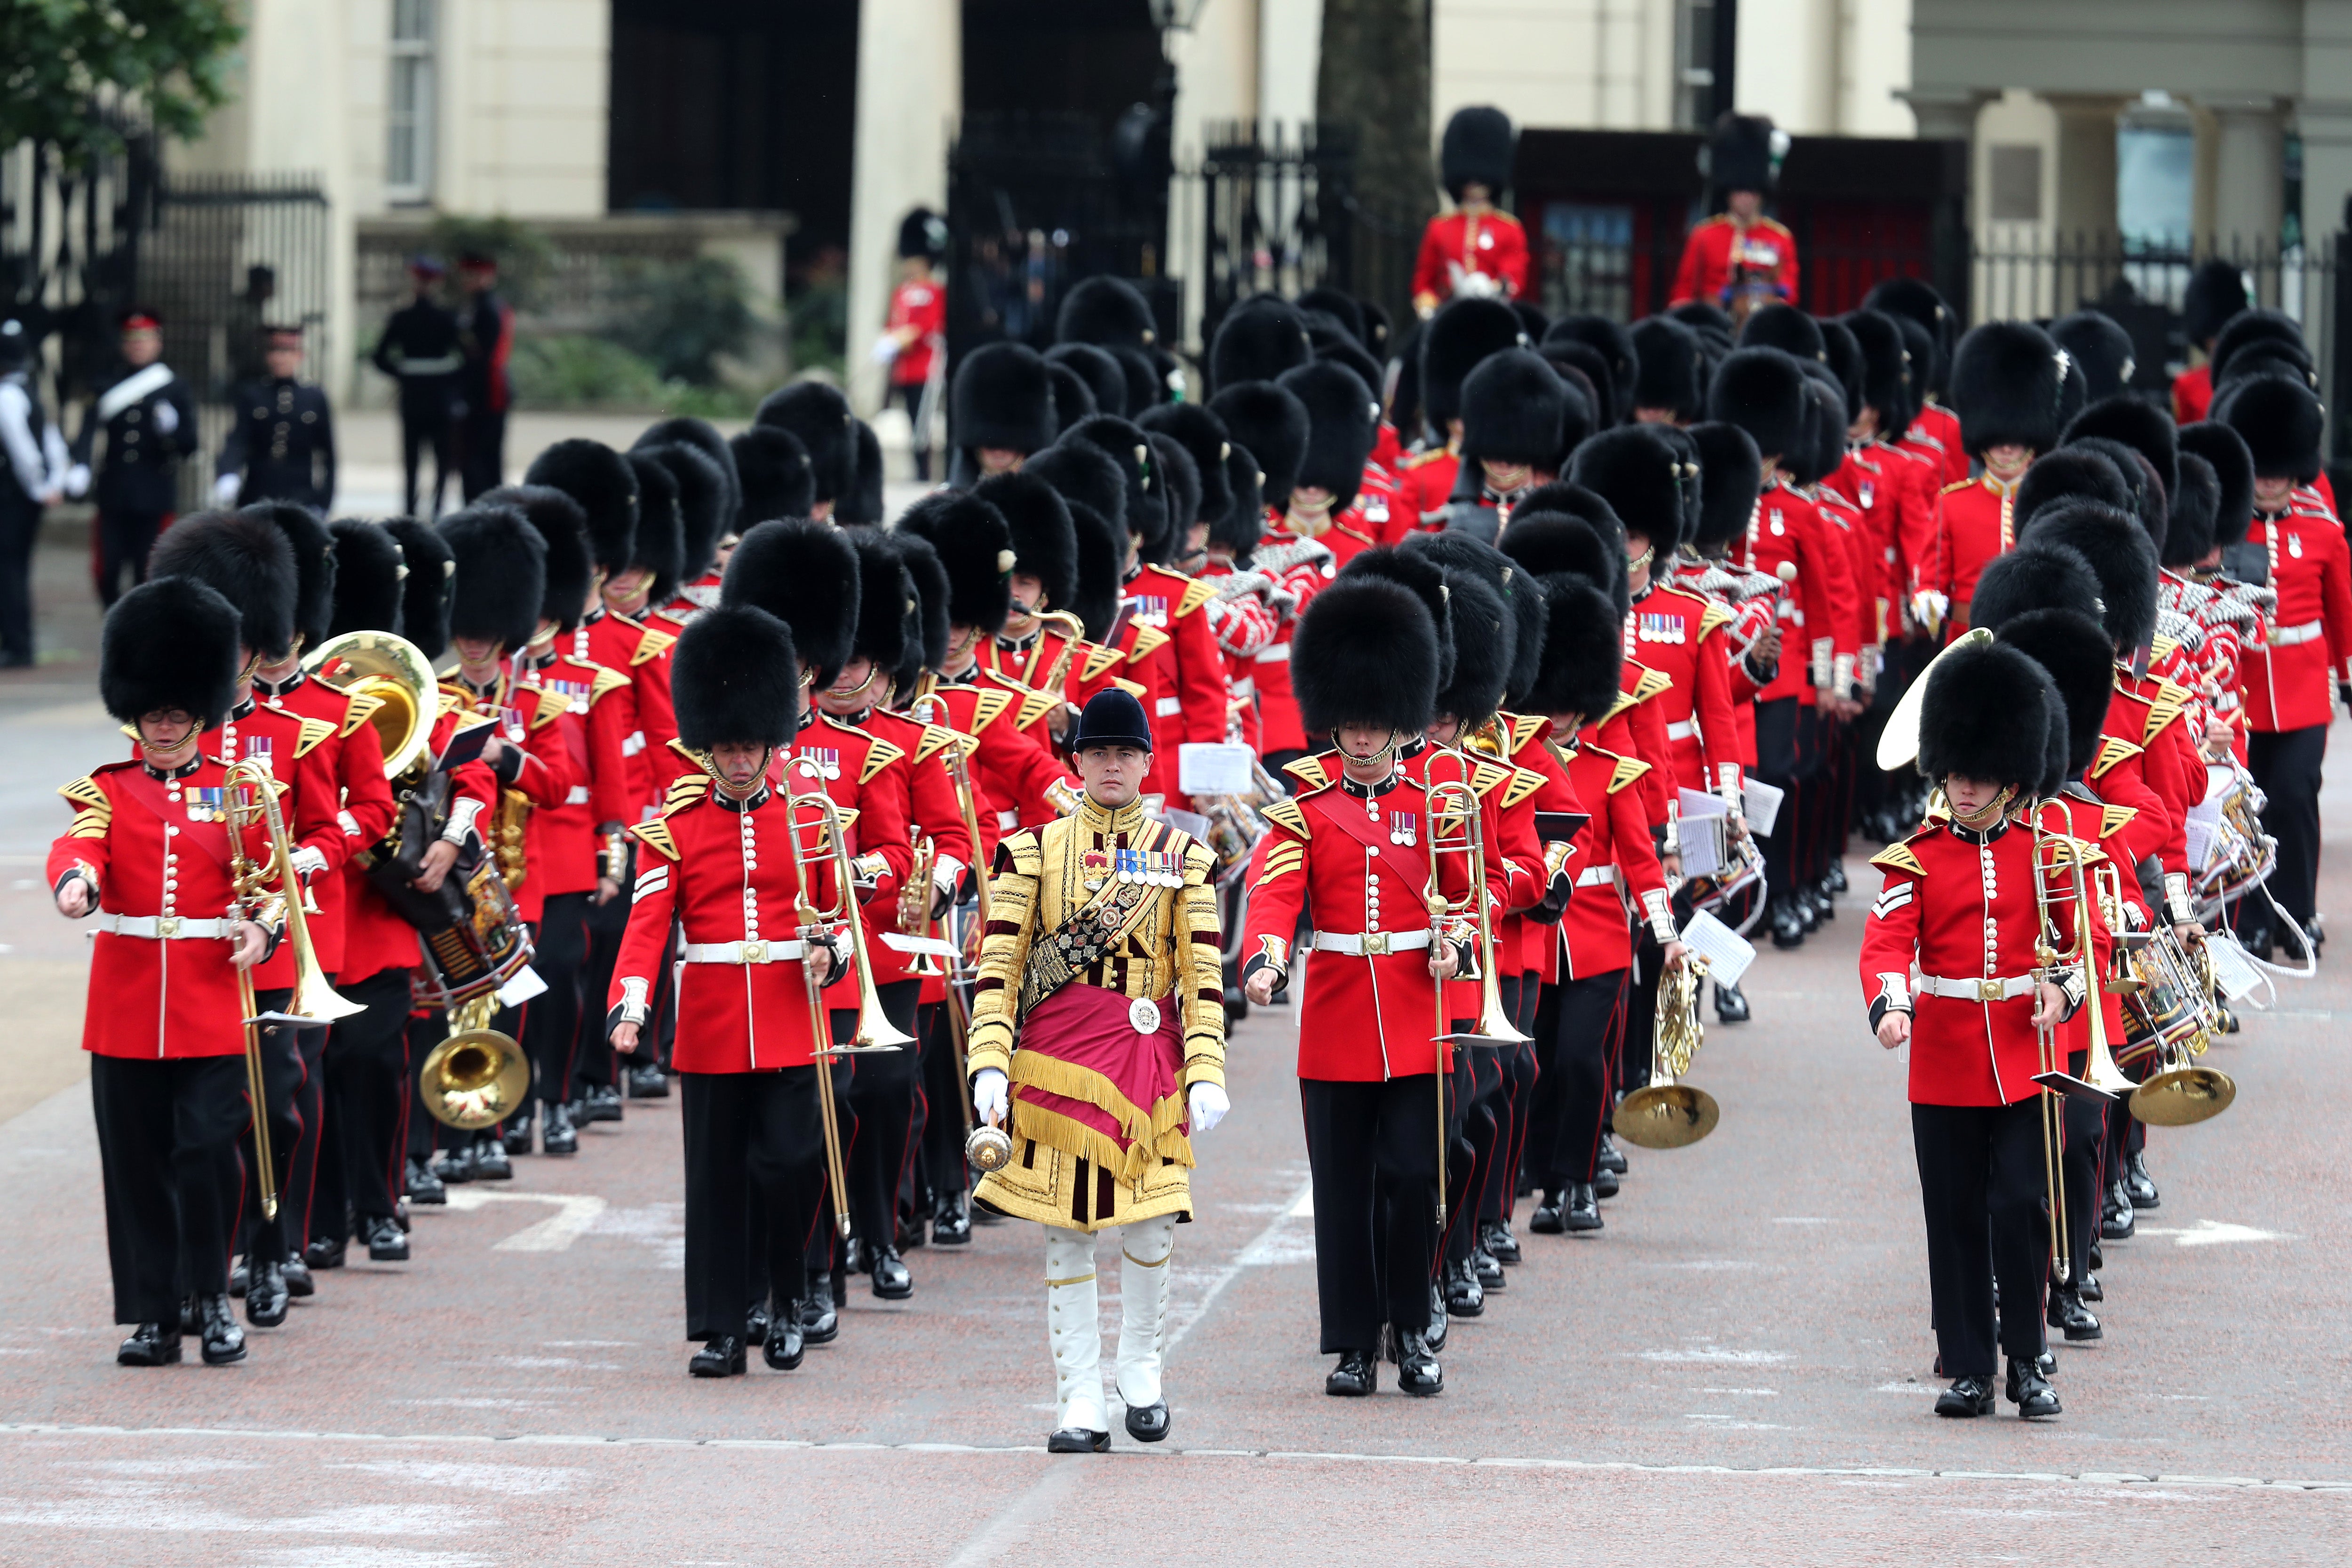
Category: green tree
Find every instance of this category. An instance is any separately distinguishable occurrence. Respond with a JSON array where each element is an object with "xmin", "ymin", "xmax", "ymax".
[{"xmin": 0, "ymin": 0, "xmax": 244, "ymax": 164}]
